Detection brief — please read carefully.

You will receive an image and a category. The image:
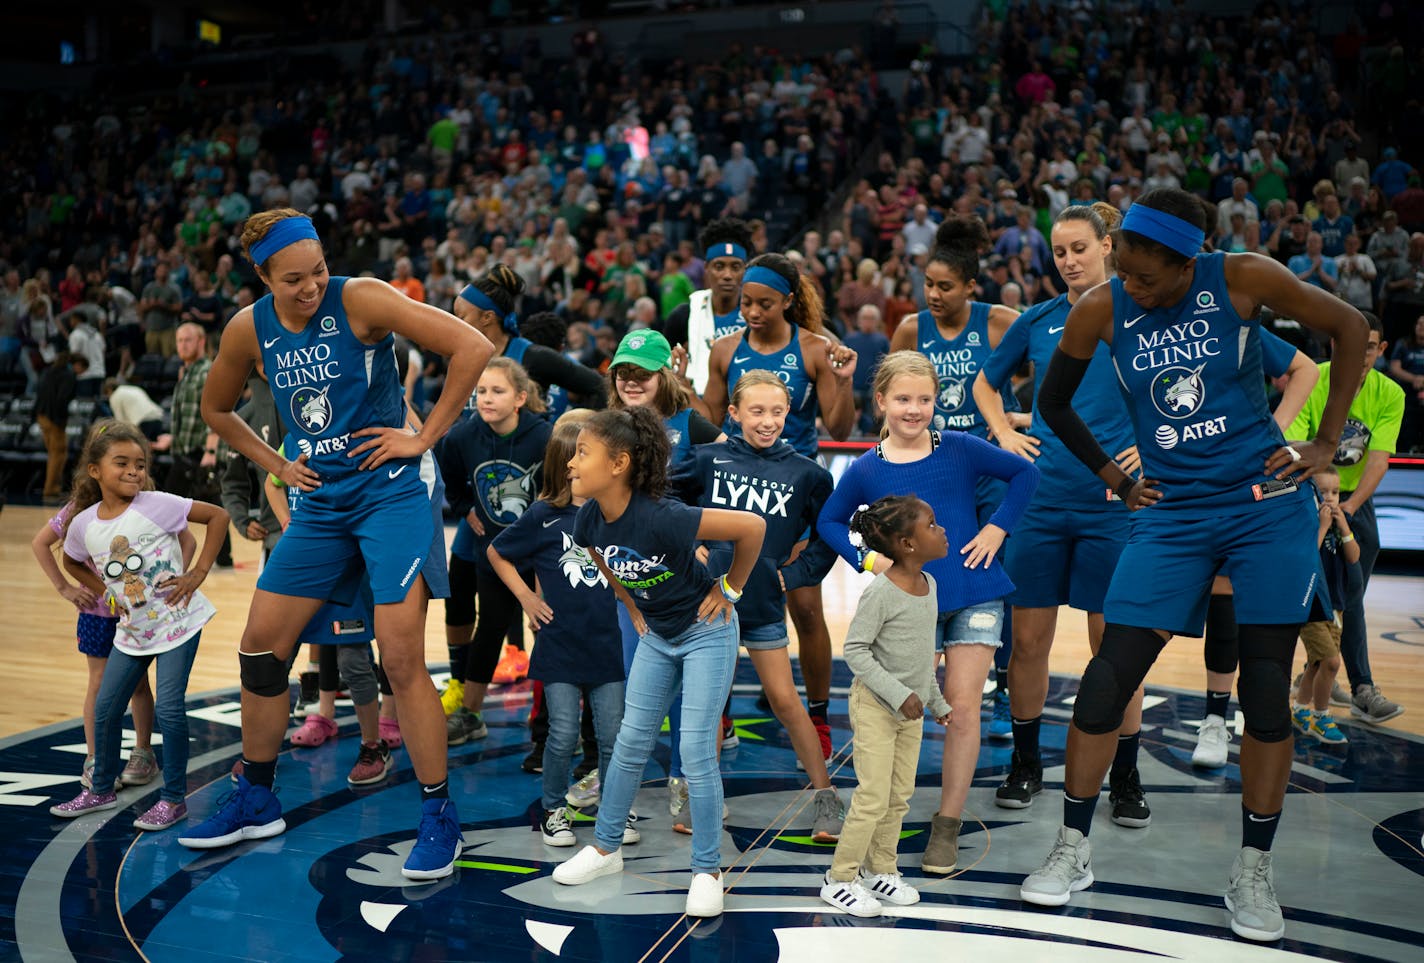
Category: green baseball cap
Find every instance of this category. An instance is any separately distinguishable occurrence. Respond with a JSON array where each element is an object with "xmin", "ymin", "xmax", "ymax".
[{"xmin": 611, "ymin": 329, "xmax": 671, "ymax": 371}]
